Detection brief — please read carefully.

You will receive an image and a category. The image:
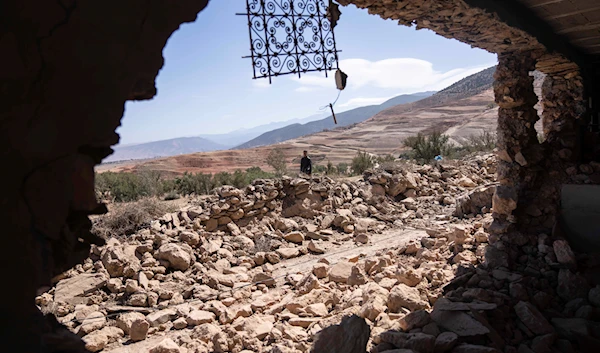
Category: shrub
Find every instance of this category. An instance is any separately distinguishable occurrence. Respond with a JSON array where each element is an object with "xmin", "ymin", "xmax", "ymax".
[
  {"xmin": 403, "ymin": 131, "xmax": 452, "ymax": 161},
  {"xmin": 327, "ymin": 160, "xmax": 335, "ymax": 174},
  {"xmin": 486, "ymin": 102, "xmax": 496, "ymax": 109},
  {"xmin": 463, "ymin": 130, "xmax": 497, "ymax": 152},
  {"xmin": 92, "ymin": 198, "xmax": 171, "ymax": 238},
  {"xmin": 164, "ymin": 191, "xmax": 180, "ymax": 201},
  {"xmin": 95, "ymin": 172, "xmax": 148, "ymax": 202},
  {"xmin": 266, "ymin": 148, "xmax": 287, "ymax": 176},
  {"xmin": 96, "ymin": 166, "xmax": 278, "ymax": 203},
  {"xmin": 213, "ymin": 172, "xmax": 233, "ymax": 188},
  {"xmin": 313, "ymin": 164, "xmax": 327, "ymax": 174},
  {"xmin": 245, "ymin": 166, "xmax": 274, "ymax": 181},
  {"xmin": 137, "ymin": 169, "xmax": 165, "ymax": 197},
  {"xmin": 376, "ymin": 154, "xmax": 396, "ymax": 164},
  {"xmin": 337, "ymin": 163, "xmax": 348, "ymax": 175},
  {"xmin": 174, "ymin": 172, "xmax": 215, "ymax": 195},
  {"xmin": 352, "ymin": 150, "xmax": 375, "ymax": 174}
]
